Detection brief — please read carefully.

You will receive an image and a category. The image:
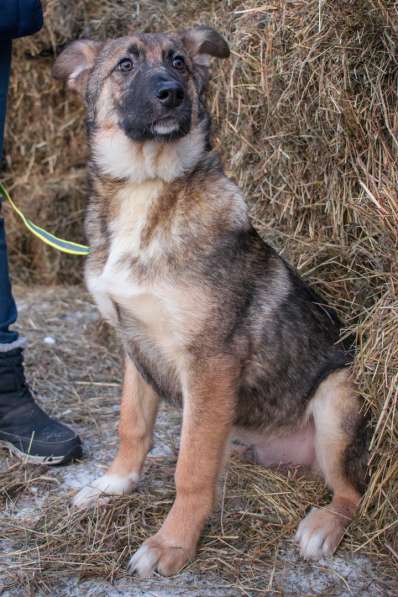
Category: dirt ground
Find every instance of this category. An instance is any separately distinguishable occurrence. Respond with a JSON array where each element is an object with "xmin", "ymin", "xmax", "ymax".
[{"xmin": 0, "ymin": 286, "xmax": 396, "ymax": 596}]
